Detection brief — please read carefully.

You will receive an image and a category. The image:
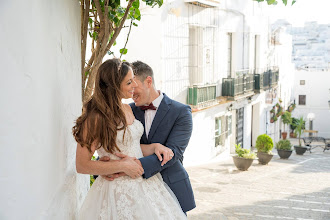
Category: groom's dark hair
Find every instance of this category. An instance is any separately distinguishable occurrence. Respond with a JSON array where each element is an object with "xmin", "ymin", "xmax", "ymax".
[{"xmin": 131, "ymin": 61, "xmax": 155, "ymax": 85}]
